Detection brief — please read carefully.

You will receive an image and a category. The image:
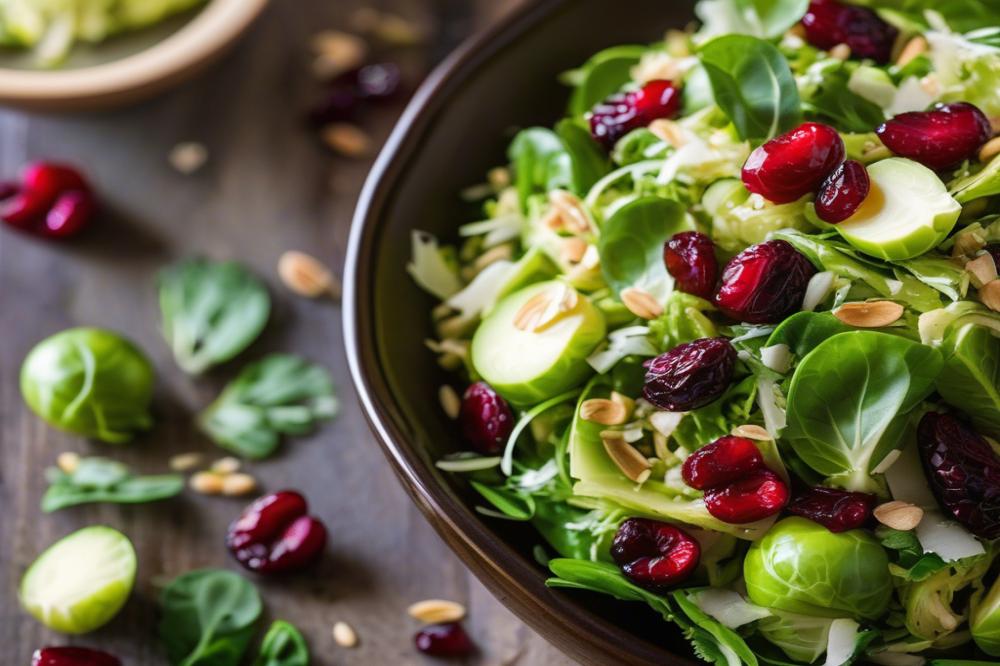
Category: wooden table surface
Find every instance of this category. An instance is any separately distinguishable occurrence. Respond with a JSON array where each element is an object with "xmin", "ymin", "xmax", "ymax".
[{"xmin": 0, "ymin": 1, "xmax": 575, "ymax": 663}]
